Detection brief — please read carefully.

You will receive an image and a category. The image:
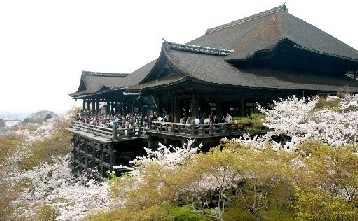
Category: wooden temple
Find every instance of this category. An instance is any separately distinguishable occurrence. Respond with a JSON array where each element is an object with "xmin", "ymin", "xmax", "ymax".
[{"xmin": 68, "ymin": 4, "xmax": 358, "ymax": 178}]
